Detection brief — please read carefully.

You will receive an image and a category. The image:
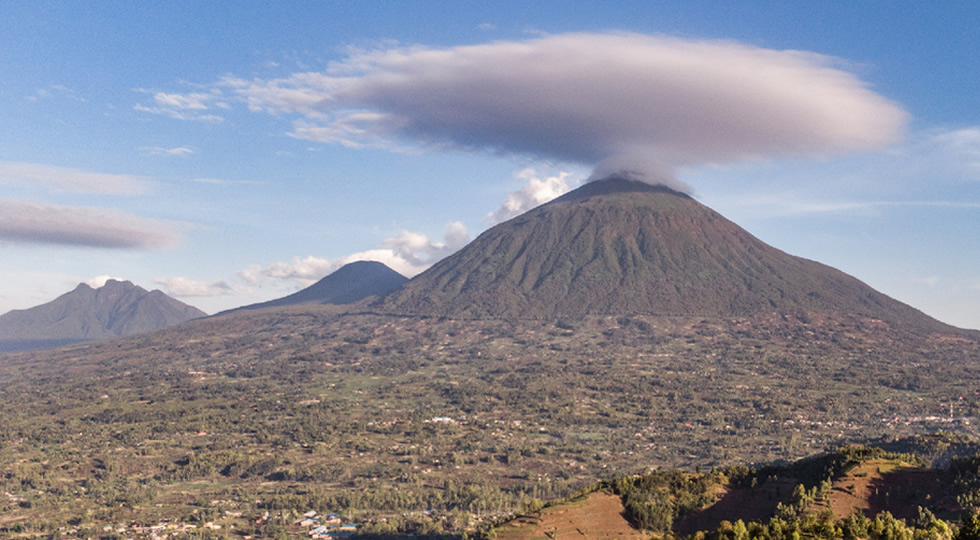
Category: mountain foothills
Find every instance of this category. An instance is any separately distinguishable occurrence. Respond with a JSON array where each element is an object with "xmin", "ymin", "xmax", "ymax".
[
  {"xmin": 0, "ymin": 261, "xmax": 406, "ymax": 352},
  {"xmin": 0, "ymin": 279, "xmax": 205, "ymax": 352},
  {"xmin": 494, "ymin": 441, "xmax": 980, "ymax": 540},
  {"xmin": 1, "ymin": 177, "xmax": 980, "ymax": 537}
]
